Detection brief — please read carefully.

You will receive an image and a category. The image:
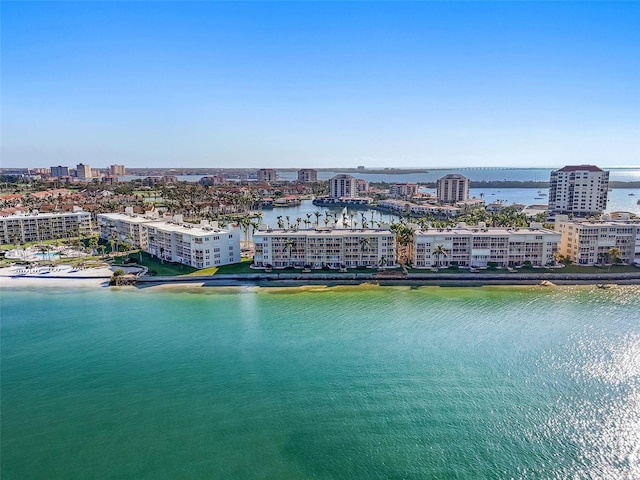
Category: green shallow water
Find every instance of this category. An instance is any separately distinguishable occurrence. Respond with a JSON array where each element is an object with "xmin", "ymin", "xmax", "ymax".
[{"xmin": 2, "ymin": 285, "xmax": 640, "ymax": 479}]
